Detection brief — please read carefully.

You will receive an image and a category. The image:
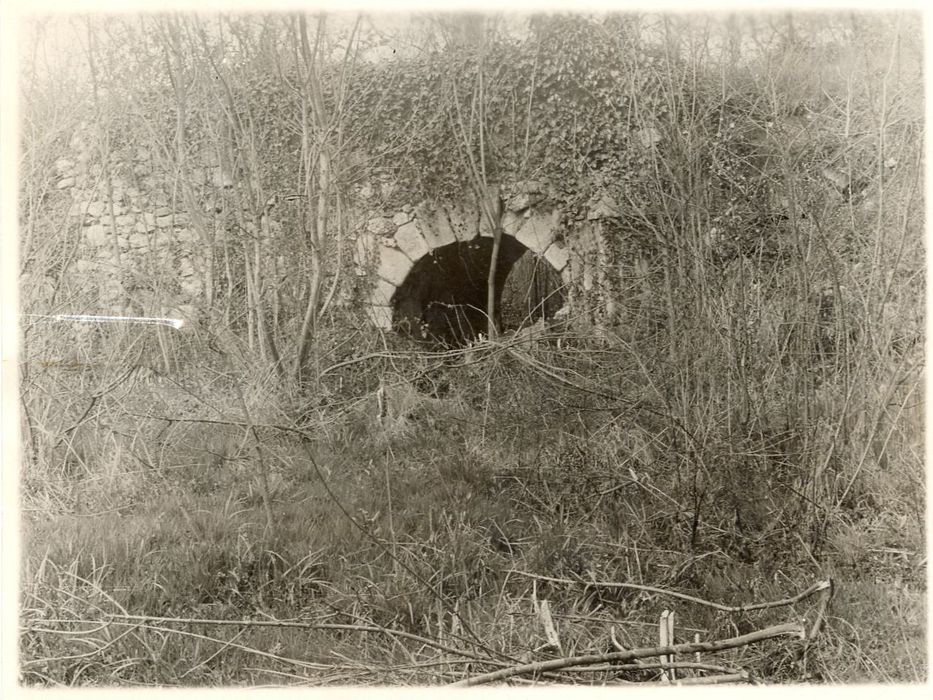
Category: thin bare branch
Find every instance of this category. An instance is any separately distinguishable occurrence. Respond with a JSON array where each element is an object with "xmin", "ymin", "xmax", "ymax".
[
  {"xmin": 452, "ymin": 621, "xmax": 805, "ymax": 686},
  {"xmin": 510, "ymin": 570, "xmax": 832, "ymax": 614}
]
